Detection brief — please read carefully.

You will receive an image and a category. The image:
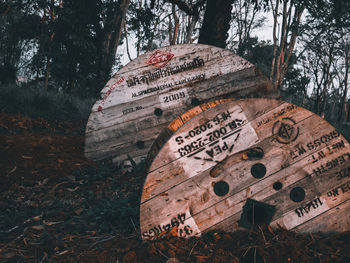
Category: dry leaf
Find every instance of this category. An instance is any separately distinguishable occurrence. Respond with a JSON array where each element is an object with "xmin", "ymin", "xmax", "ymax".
[
  {"xmin": 37, "ymin": 178, "xmax": 49, "ymax": 186},
  {"xmin": 6, "ymin": 164, "xmax": 17, "ymax": 177},
  {"xmin": 268, "ymin": 225, "xmax": 274, "ymax": 234},
  {"xmin": 90, "ymin": 231, "xmax": 96, "ymax": 236},
  {"xmin": 21, "ymin": 155, "xmax": 33, "ymax": 159},
  {"xmin": 33, "ymin": 216, "xmax": 41, "ymax": 221},
  {"xmin": 44, "ymin": 221, "xmax": 62, "ymax": 226},
  {"xmin": 56, "ymin": 250, "xmax": 69, "ymax": 256},
  {"xmin": 168, "ymin": 226, "xmax": 178, "ymax": 237},
  {"xmin": 31, "ymin": 225, "xmax": 45, "ymax": 230},
  {"xmin": 74, "ymin": 208, "xmax": 84, "ymax": 215},
  {"xmin": 166, "ymin": 258, "xmax": 181, "ymax": 263},
  {"xmin": 67, "ymin": 186, "xmax": 79, "ymax": 192}
]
